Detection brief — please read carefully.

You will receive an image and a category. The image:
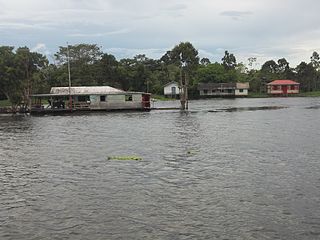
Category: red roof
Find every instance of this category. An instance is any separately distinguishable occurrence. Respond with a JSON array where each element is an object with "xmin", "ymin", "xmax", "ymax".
[{"xmin": 267, "ymin": 80, "xmax": 299, "ymax": 85}]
